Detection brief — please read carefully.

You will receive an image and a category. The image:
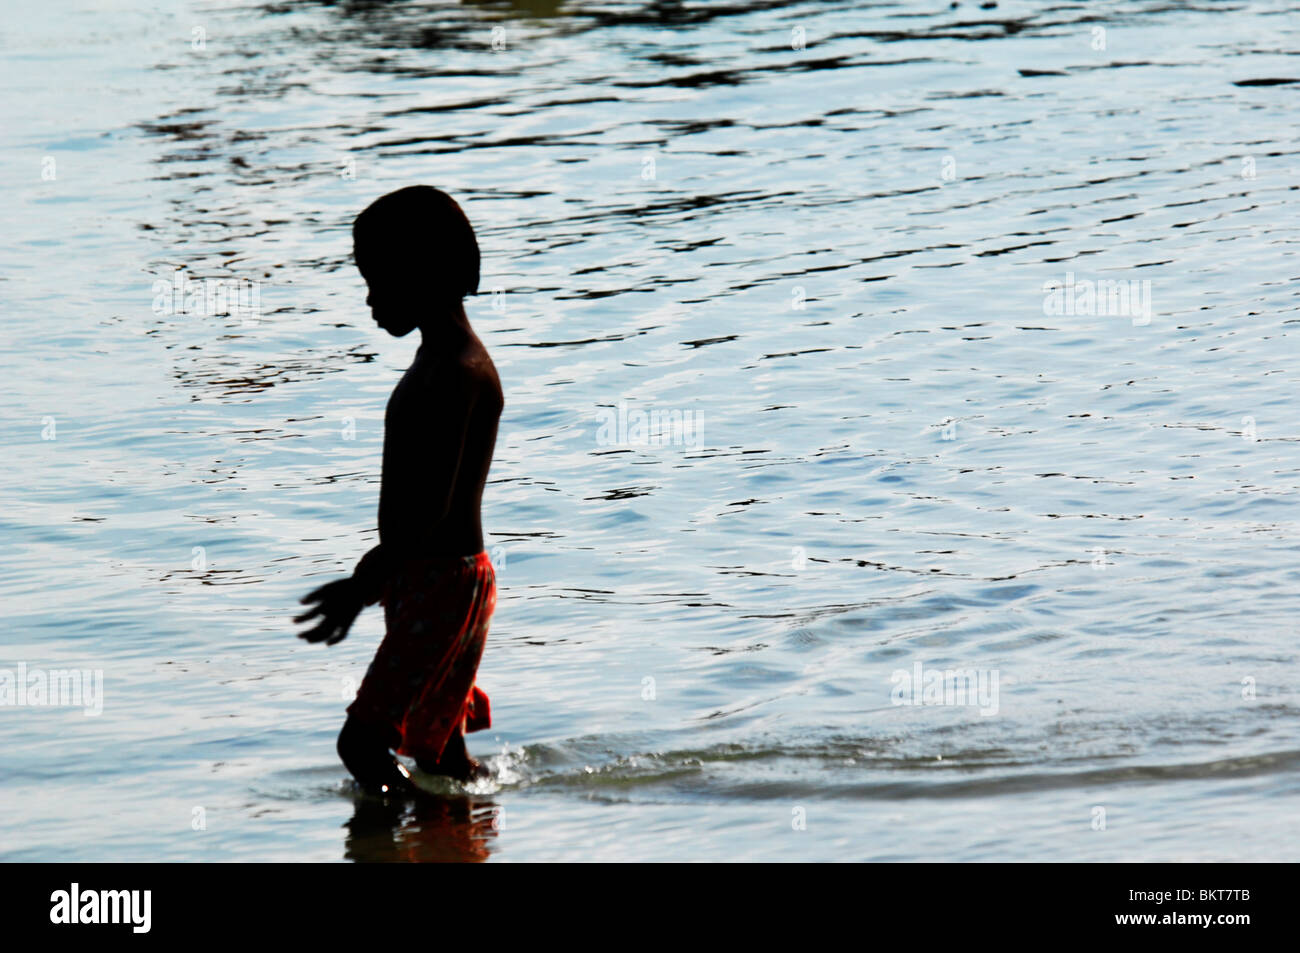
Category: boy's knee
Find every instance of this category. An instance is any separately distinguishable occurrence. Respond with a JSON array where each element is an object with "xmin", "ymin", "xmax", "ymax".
[{"xmin": 337, "ymin": 716, "xmax": 393, "ymax": 763}]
